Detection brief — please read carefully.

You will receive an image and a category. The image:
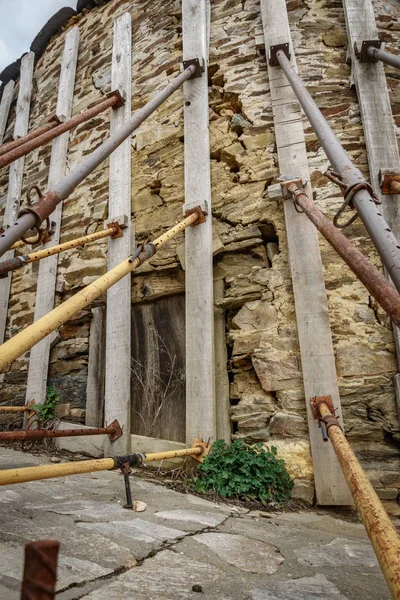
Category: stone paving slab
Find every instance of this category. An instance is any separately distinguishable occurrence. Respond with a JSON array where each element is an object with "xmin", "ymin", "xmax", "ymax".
[
  {"xmin": 251, "ymin": 574, "xmax": 349, "ymax": 599},
  {"xmin": 0, "ymin": 448, "xmax": 393, "ymax": 600}
]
